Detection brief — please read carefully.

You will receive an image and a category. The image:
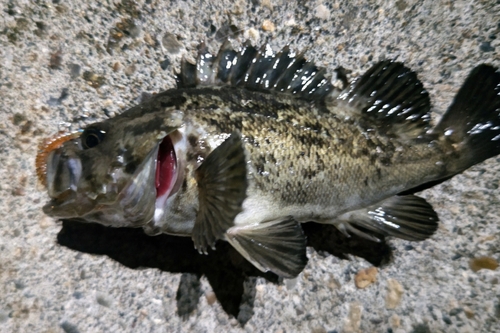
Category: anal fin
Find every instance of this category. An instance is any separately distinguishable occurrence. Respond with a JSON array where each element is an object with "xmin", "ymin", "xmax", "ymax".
[
  {"xmin": 192, "ymin": 132, "xmax": 248, "ymax": 254},
  {"xmin": 226, "ymin": 217, "xmax": 307, "ymax": 278},
  {"xmin": 334, "ymin": 195, "xmax": 439, "ymax": 242}
]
